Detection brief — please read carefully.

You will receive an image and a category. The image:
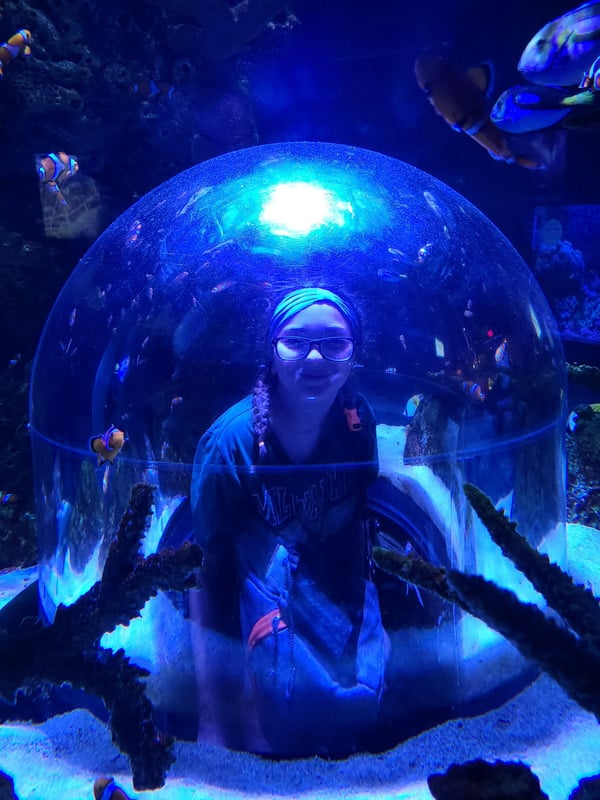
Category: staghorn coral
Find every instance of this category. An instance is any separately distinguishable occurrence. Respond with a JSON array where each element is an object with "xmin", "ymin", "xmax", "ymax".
[
  {"xmin": 373, "ymin": 482, "xmax": 600, "ymax": 721},
  {"xmin": 375, "ymin": 482, "xmax": 600, "ymax": 797},
  {"xmin": 0, "ymin": 482, "xmax": 203, "ymax": 791}
]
